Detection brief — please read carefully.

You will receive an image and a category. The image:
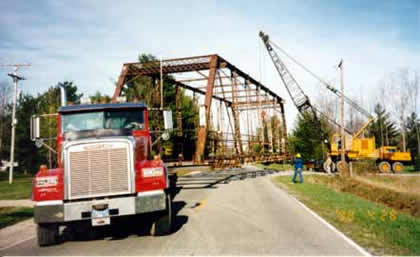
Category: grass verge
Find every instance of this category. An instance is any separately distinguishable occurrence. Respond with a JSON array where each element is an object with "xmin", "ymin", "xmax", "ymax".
[
  {"xmin": 310, "ymin": 175, "xmax": 420, "ymax": 217},
  {"xmin": 0, "ymin": 207, "xmax": 33, "ymax": 229},
  {"xmin": 273, "ymin": 175, "xmax": 420, "ymax": 256},
  {"xmin": 404, "ymin": 165, "xmax": 420, "ymax": 173},
  {"xmin": 0, "ymin": 174, "xmax": 32, "ymax": 200}
]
